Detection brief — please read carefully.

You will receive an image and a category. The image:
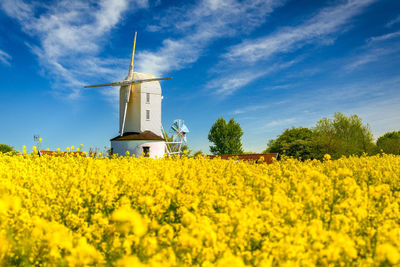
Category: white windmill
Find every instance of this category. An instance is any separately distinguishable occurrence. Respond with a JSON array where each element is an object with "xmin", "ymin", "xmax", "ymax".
[
  {"xmin": 164, "ymin": 119, "xmax": 189, "ymax": 155},
  {"xmin": 84, "ymin": 32, "xmax": 171, "ymax": 158}
]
